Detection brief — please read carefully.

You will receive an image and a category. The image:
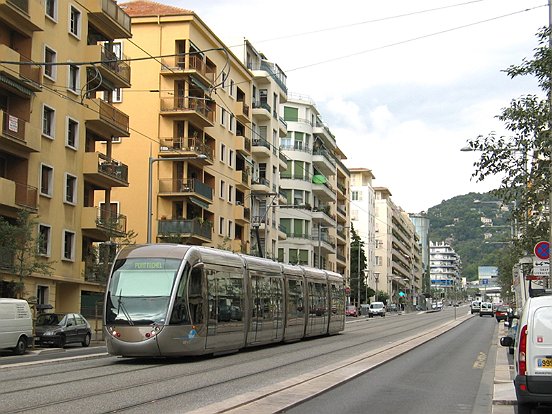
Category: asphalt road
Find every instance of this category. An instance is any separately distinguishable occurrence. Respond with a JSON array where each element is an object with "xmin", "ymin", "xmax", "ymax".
[
  {"xmin": 284, "ymin": 313, "xmax": 498, "ymax": 414},
  {"xmin": 0, "ymin": 307, "xmax": 483, "ymax": 413}
]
